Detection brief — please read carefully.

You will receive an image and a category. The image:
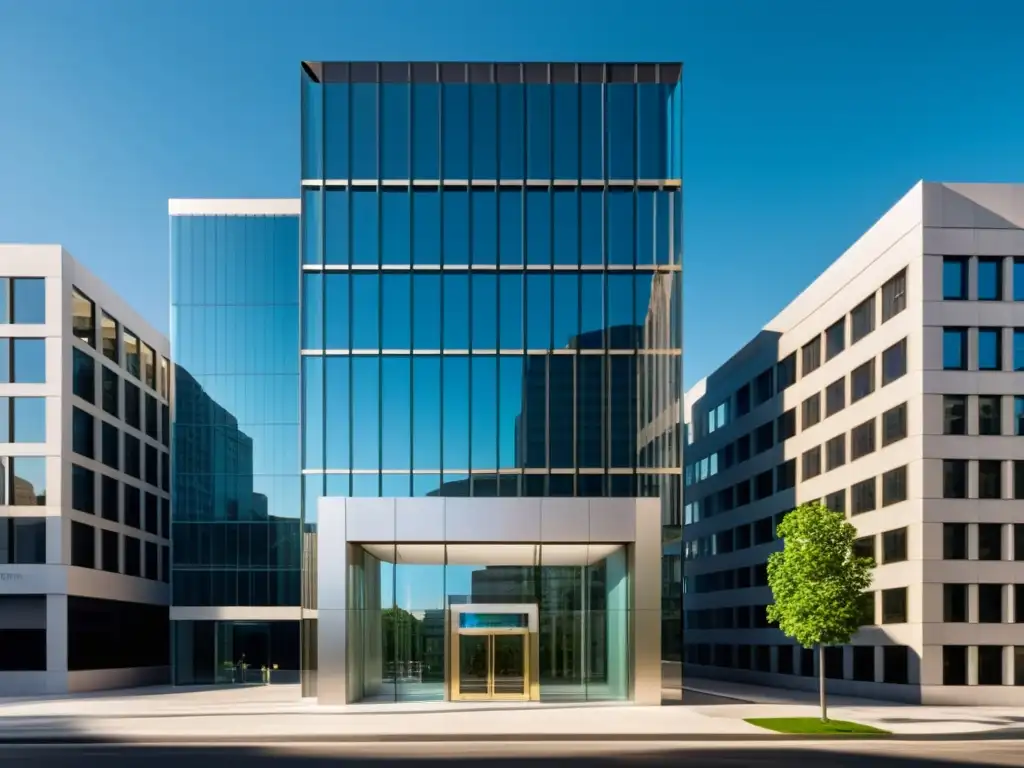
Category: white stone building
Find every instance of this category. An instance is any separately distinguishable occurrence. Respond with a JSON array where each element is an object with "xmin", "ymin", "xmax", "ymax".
[
  {"xmin": 683, "ymin": 182, "xmax": 1024, "ymax": 704},
  {"xmin": 0, "ymin": 246, "xmax": 171, "ymax": 695}
]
